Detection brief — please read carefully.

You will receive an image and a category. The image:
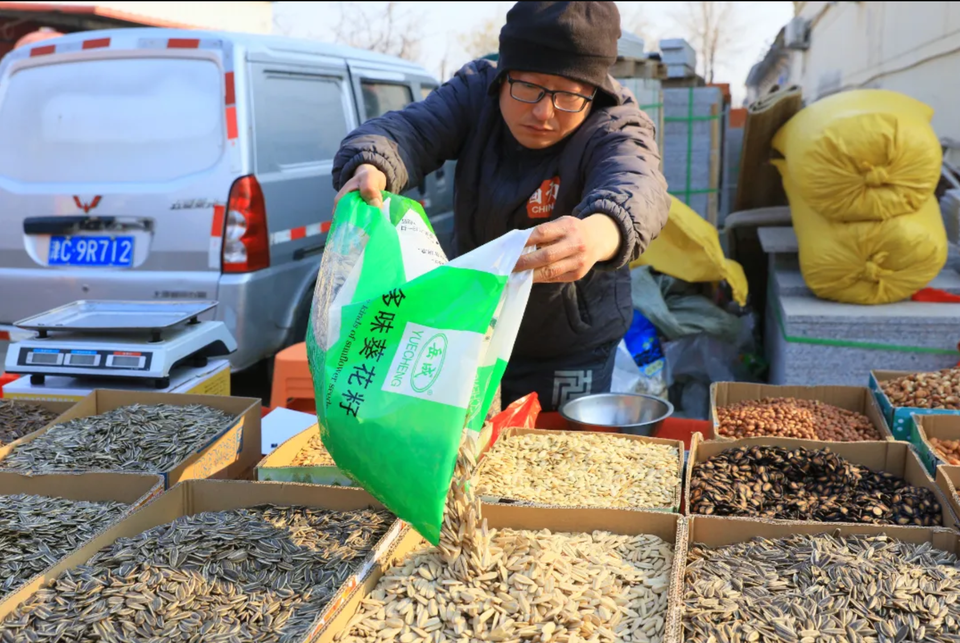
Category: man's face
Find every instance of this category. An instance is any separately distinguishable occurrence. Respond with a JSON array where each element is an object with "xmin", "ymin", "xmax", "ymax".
[{"xmin": 499, "ymin": 71, "xmax": 595, "ymax": 150}]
